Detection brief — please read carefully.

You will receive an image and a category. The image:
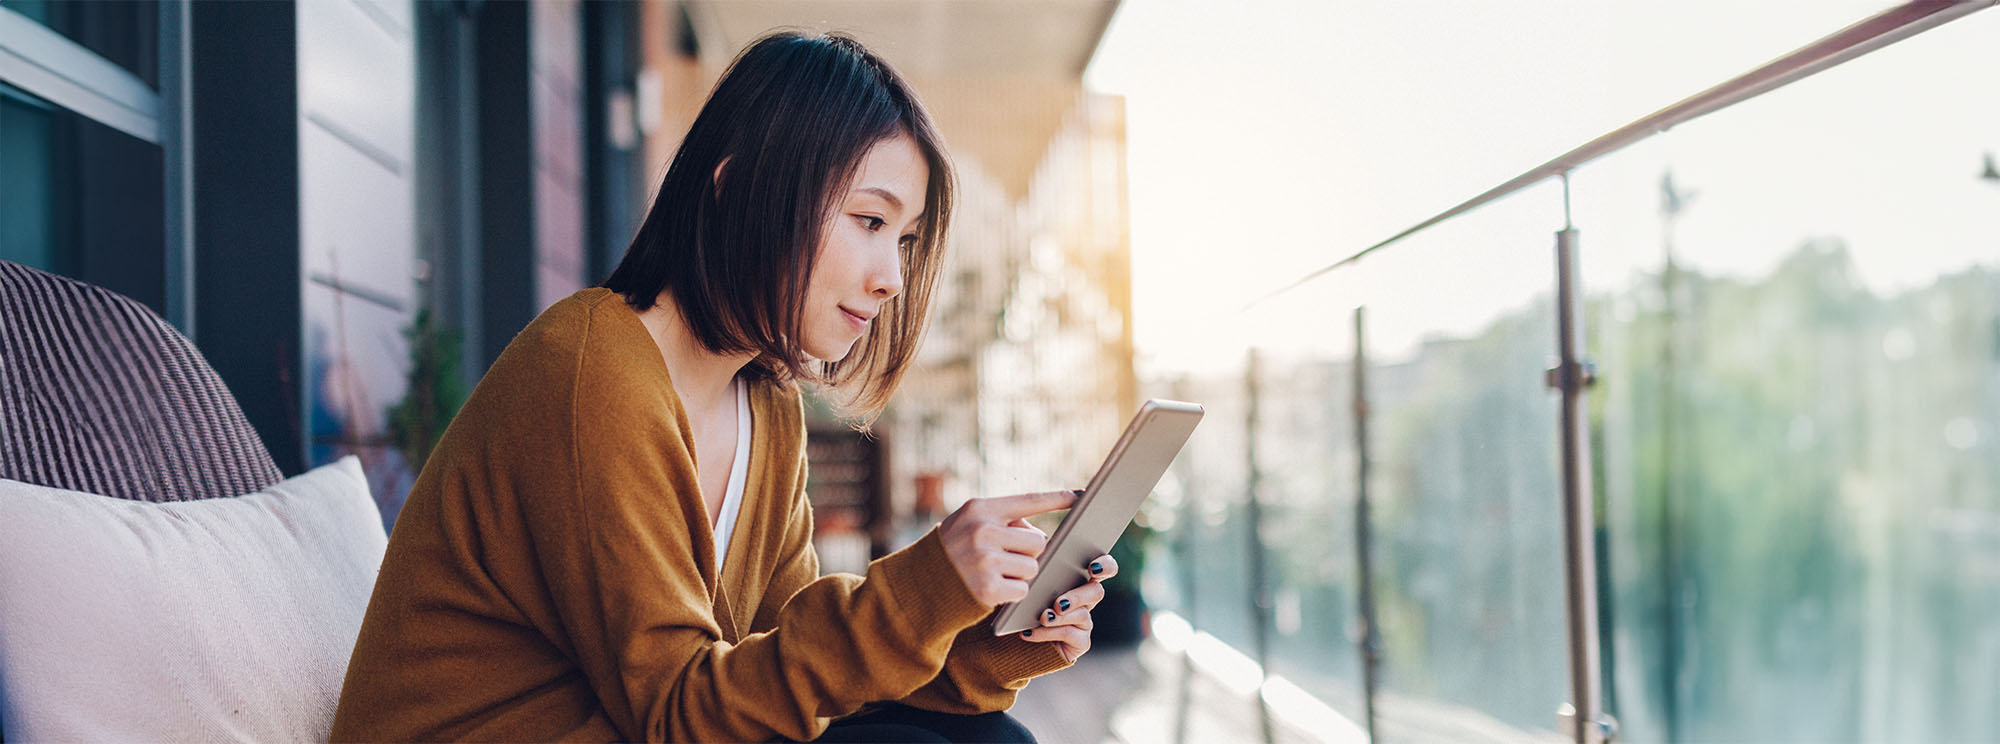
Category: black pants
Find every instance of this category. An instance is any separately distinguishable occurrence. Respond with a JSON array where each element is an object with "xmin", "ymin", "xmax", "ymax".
[{"xmin": 806, "ymin": 703, "xmax": 1037, "ymax": 743}]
